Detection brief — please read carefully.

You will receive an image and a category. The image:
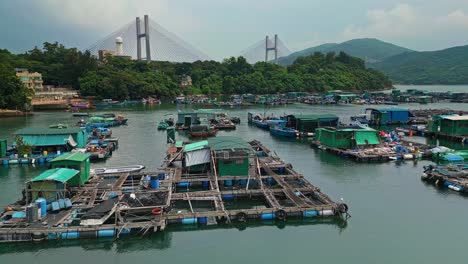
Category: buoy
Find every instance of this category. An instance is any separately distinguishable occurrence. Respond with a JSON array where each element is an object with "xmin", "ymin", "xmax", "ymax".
[{"xmin": 151, "ymin": 207, "xmax": 162, "ymax": 215}]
